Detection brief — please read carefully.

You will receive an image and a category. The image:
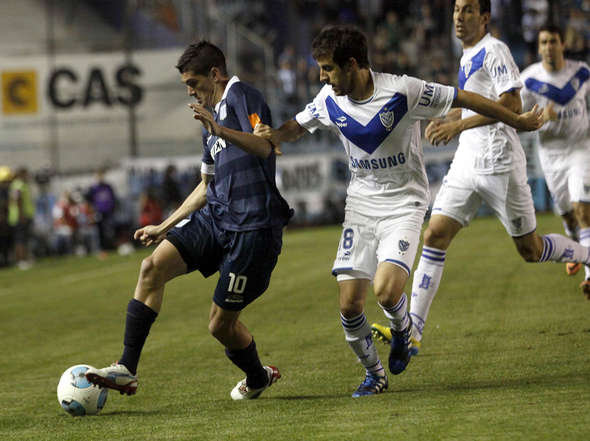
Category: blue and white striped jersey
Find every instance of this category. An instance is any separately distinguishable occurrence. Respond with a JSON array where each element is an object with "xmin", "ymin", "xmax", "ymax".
[
  {"xmin": 295, "ymin": 71, "xmax": 455, "ymax": 217},
  {"xmin": 521, "ymin": 59, "xmax": 589, "ymax": 150},
  {"xmin": 457, "ymin": 33, "xmax": 524, "ymax": 174},
  {"xmin": 200, "ymin": 76, "xmax": 292, "ymax": 231}
]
